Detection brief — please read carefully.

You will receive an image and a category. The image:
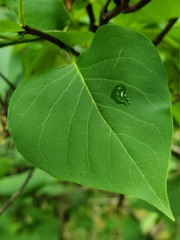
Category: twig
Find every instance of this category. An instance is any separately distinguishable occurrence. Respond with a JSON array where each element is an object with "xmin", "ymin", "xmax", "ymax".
[
  {"xmin": 121, "ymin": 0, "xmax": 131, "ymax": 9},
  {"xmin": 0, "ymin": 167, "xmax": 35, "ymax": 216},
  {"xmin": 0, "ymin": 38, "xmax": 42, "ymax": 48},
  {"xmin": 100, "ymin": 0, "xmax": 112, "ymax": 25},
  {"xmin": 5, "ymin": 166, "xmax": 34, "ymax": 176},
  {"xmin": 0, "ymin": 97, "xmax": 4, "ymax": 107},
  {"xmin": 117, "ymin": 193, "xmax": 125, "ymax": 211},
  {"xmin": 100, "ymin": 0, "xmax": 151, "ymax": 25},
  {"xmin": 86, "ymin": 3, "xmax": 98, "ymax": 32},
  {"xmin": 23, "ymin": 25, "xmax": 80, "ymax": 57},
  {"xmin": 0, "ymin": 72, "xmax": 16, "ymax": 90},
  {"xmin": 153, "ymin": 18, "xmax": 178, "ymax": 46},
  {"xmin": 0, "ymin": 95, "xmax": 8, "ymax": 117},
  {"xmin": 123, "ymin": 0, "xmax": 151, "ymax": 13},
  {"xmin": 103, "ymin": 0, "xmax": 112, "ymax": 13}
]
